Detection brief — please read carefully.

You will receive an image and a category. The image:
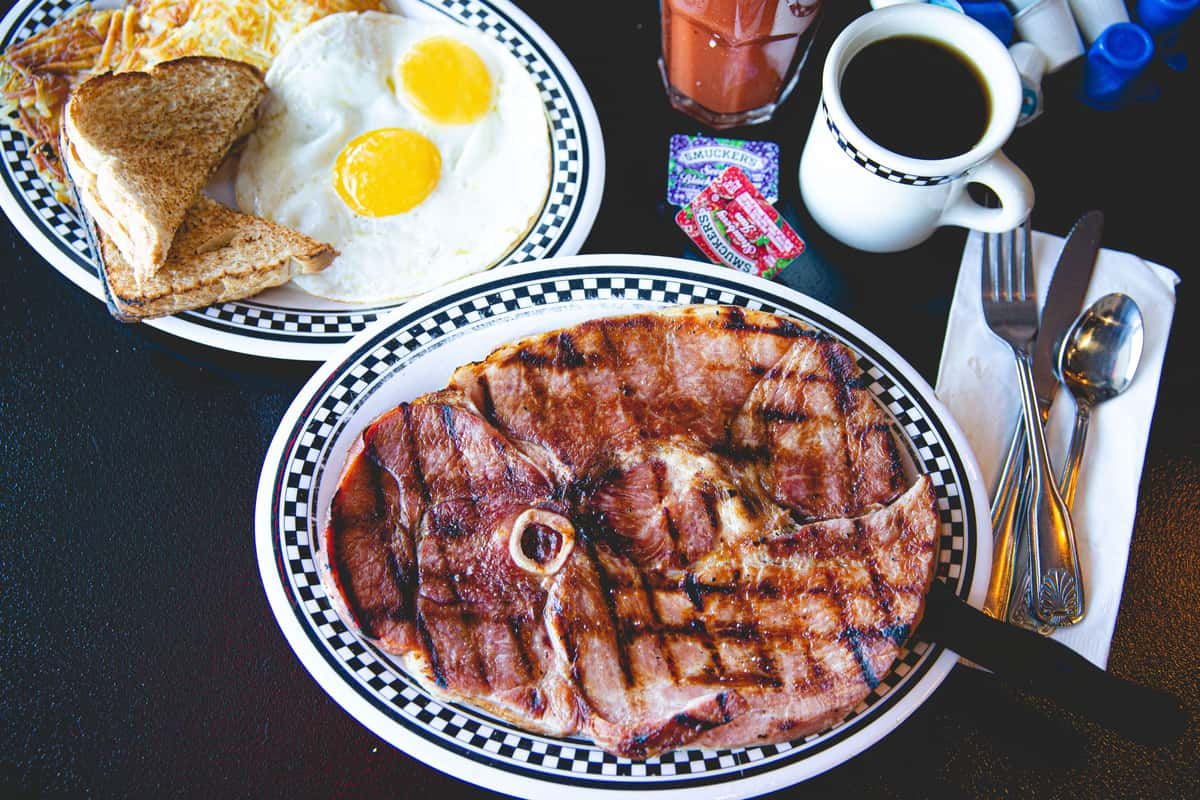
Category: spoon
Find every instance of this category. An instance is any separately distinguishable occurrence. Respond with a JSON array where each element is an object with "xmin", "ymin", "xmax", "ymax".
[
  {"xmin": 1053, "ymin": 292, "xmax": 1145, "ymax": 509},
  {"xmin": 1008, "ymin": 293, "xmax": 1145, "ymax": 630}
]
